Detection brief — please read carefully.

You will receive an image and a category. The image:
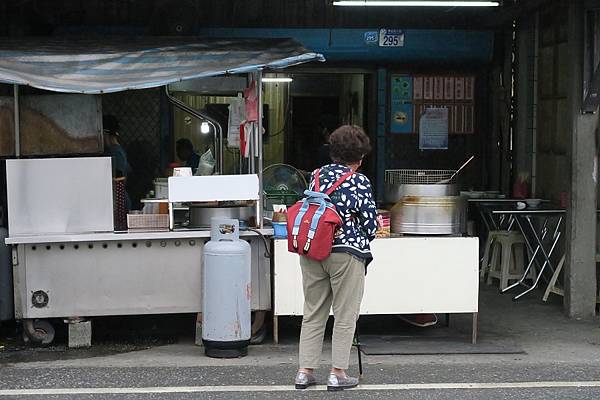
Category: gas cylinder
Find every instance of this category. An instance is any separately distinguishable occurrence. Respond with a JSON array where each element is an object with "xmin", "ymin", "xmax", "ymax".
[{"xmin": 202, "ymin": 218, "xmax": 251, "ymax": 358}]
